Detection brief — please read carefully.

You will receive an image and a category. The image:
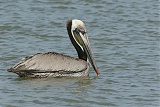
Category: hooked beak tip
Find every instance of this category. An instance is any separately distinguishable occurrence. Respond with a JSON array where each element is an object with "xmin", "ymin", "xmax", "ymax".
[{"xmin": 96, "ymin": 70, "xmax": 100, "ymax": 76}]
